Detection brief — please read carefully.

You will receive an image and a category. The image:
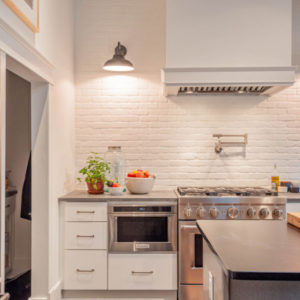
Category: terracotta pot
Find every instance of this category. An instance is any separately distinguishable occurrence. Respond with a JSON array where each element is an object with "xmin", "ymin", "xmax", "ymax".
[{"xmin": 86, "ymin": 180, "xmax": 104, "ymax": 194}]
